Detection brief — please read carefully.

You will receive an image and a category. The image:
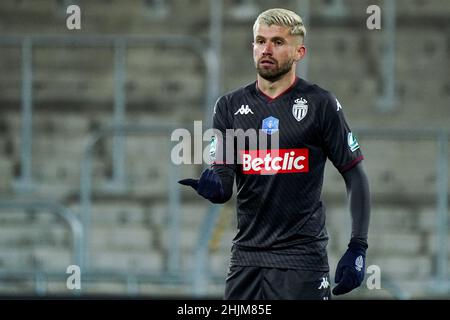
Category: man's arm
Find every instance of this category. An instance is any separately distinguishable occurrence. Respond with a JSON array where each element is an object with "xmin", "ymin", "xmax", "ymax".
[
  {"xmin": 342, "ymin": 162, "xmax": 371, "ymax": 246},
  {"xmin": 179, "ymin": 95, "xmax": 235, "ymax": 204},
  {"xmin": 210, "ymin": 164, "xmax": 234, "ymax": 203},
  {"xmin": 333, "ymin": 161, "xmax": 371, "ymax": 295}
]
